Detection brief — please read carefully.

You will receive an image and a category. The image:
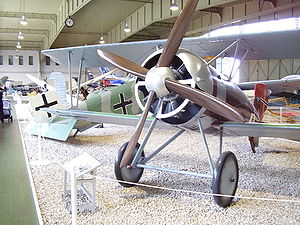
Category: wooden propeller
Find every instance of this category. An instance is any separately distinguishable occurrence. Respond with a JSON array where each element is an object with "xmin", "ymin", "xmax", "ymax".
[{"xmin": 97, "ymin": 0, "xmax": 244, "ymax": 168}]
